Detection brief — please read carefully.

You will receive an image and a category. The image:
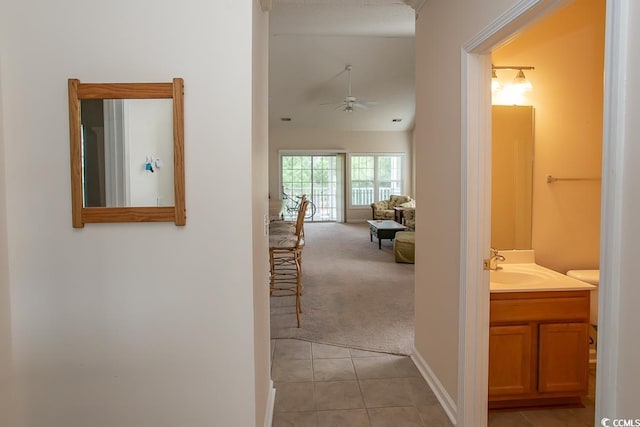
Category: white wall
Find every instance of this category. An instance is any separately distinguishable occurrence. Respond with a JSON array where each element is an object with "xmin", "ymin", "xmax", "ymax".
[
  {"xmin": 269, "ymin": 128, "xmax": 413, "ymax": 221},
  {"xmin": 413, "ymin": 0, "xmax": 517, "ymax": 406},
  {"xmin": 0, "ymin": 1, "xmax": 262, "ymax": 426},
  {"xmin": 0, "ymin": 65, "xmax": 15, "ymax": 427},
  {"xmin": 252, "ymin": 2, "xmax": 273, "ymax": 426},
  {"xmin": 617, "ymin": 1, "xmax": 640, "ymax": 416}
]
